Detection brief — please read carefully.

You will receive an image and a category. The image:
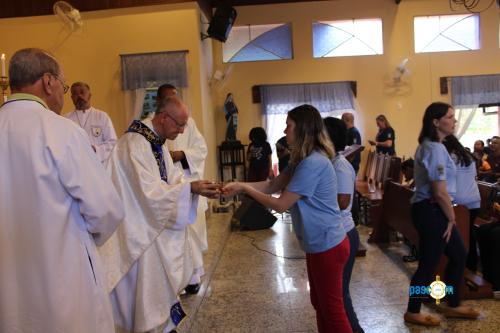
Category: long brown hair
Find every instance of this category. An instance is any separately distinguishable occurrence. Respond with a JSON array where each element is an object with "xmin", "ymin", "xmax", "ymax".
[
  {"xmin": 376, "ymin": 114, "xmax": 392, "ymax": 129},
  {"xmin": 287, "ymin": 104, "xmax": 335, "ymax": 165}
]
